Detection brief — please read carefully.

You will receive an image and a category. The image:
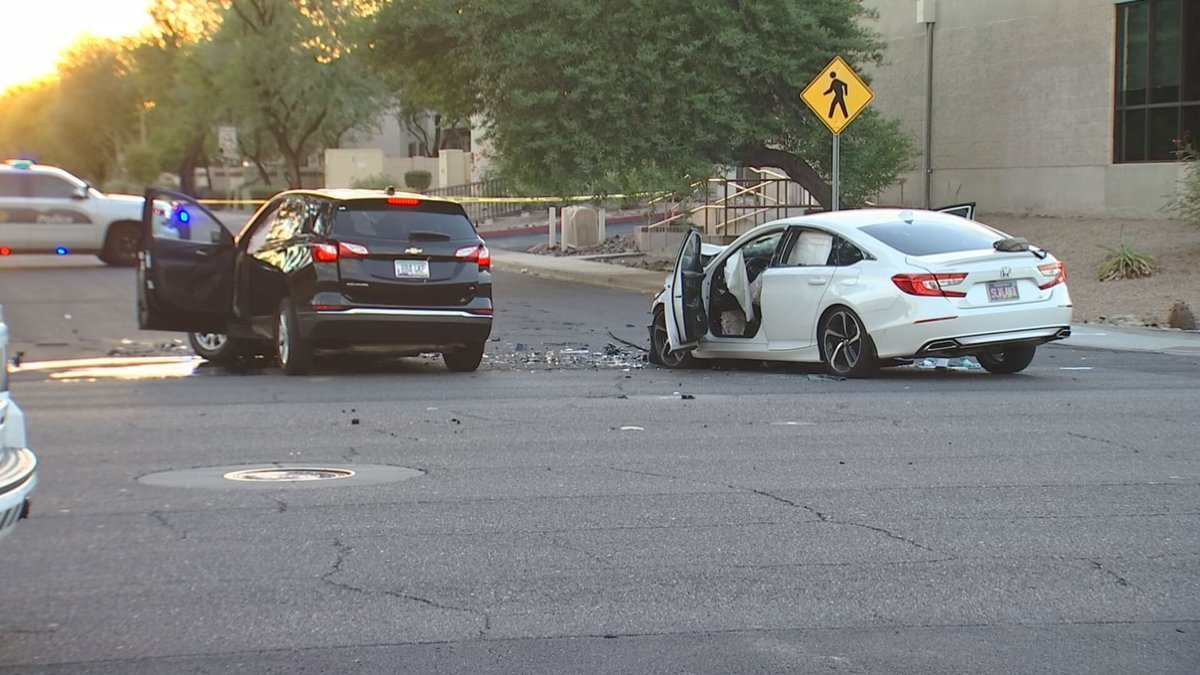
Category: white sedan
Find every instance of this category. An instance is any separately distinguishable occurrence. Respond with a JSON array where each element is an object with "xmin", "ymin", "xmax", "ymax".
[
  {"xmin": 0, "ymin": 306, "xmax": 36, "ymax": 543},
  {"xmin": 649, "ymin": 206, "xmax": 1072, "ymax": 377}
]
